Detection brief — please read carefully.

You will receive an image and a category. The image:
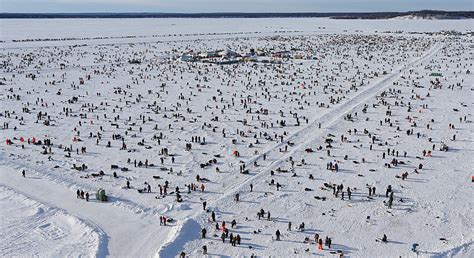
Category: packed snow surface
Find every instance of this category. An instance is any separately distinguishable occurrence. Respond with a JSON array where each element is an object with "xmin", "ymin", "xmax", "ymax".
[
  {"xmin": 0, "ymin": 185, "xmax": 101, "ymax": 257},
  {"xmin": 0, "ymin": 18, "xmax": 473, "ymax": 257}
]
